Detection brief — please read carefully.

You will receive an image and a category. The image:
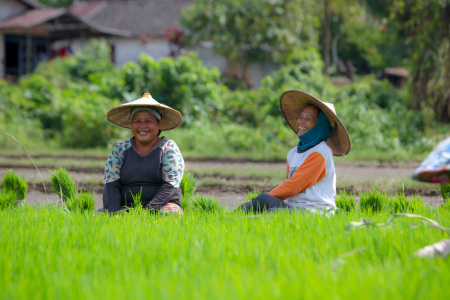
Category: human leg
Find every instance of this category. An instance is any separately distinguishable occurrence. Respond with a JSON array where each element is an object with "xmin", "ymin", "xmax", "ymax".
[{"xmin": 251, "ymin": 193, "xmax": 288, "ymax": 213}]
